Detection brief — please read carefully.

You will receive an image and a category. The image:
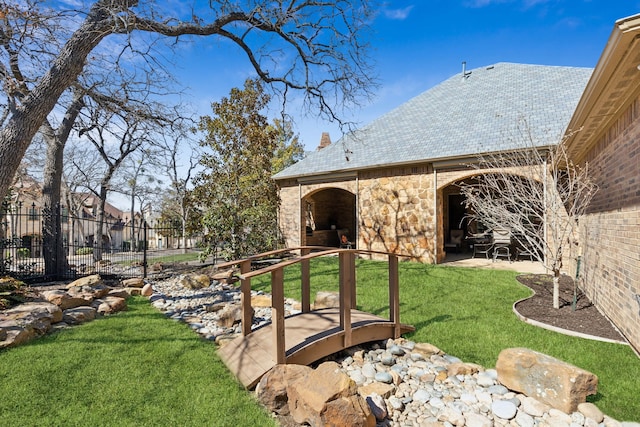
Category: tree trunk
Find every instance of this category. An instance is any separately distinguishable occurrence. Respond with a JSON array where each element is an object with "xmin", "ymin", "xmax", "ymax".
[
  {"xmin": 0, "ymin": 1, "xmax": 112, "ymax": 202},
  {"xmin": 553, "ymin": 268, "xmax": 561, "ymax": 309},
  {"xmin": 41, "ymin": 141, "xmax": 65, "ymax": 278}
]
